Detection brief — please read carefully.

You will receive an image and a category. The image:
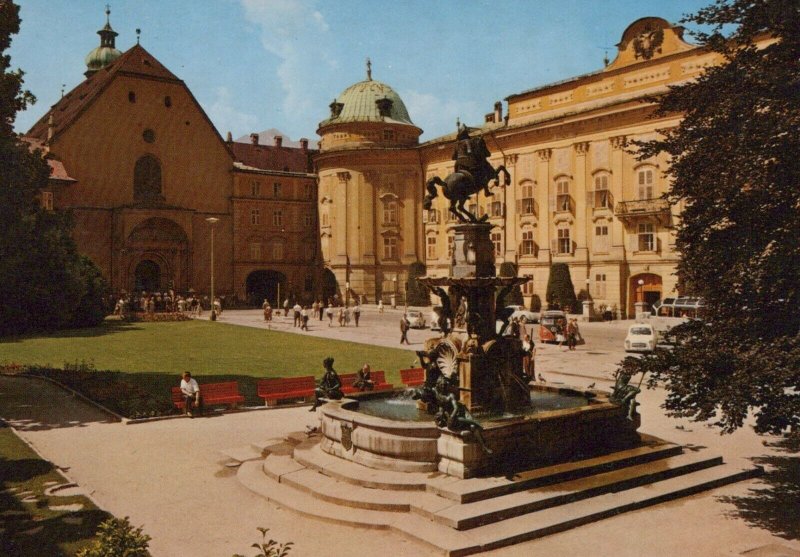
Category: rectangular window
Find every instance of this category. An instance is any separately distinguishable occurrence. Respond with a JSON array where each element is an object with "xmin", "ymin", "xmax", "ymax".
[
  {"xmin": 521, "ymin": 230, "xmax": 535, "ymax": 256},
  {"xmin": 273, "ymin": 182, "xmax": 282, "ymax": 198},
  {"xmin": 304, "ymin": 183, "xmax": 313, "ymax": 200},
  {"xmin": 638, "ymin": 223, "xmax": 655, "ymax": 251},
  {"xmin": 249, "ymin": 243, "xmax": 261, "ymax": 260},
  {"xmin": 426, "ymin": 236, "xmax": 437, "ymax": 259},
  {"xmin": 520, "ymin": 184, "xmax": 535, "ymax": 215},
  {"xmin": 489, "ymin": 201, "xmax": 503, "ymax": 218},
  {"xmin": 272, "ymin": 241, "xmax": 284, "ymax": 260},
  {"xmin": 304, "ymin": 213, "xmax": 314, "ymax": 227},
  {"xmin": 491, "ymin": 232, "xmax": 502, "ymax": 256},
  {"xmin": 383, "ymin": 201, "xmax": 397, "ymax": 224},
  {"xmin": 321, "ymin": 212, "xmax": 329, "ymax": 226},
  {"xmin": 447, "ymin": 236, "xmax": 454, "ymax": 257},
  {"xmin": 383, "ymin": 129, "xmax": 395, "ymax": 141},
  {"xmin": 556, "ymin": 179, "xmax": 570, "ymax": 212},
  {"xmin": 522, "ymin": 280, "xmax": 534, "ymax": 295},
  {"xmin": 251, "ymin": 181, "xmax": 260, "ymax": 197},
  {"xmin": 41, "ymin": 191, "xmax": 53, "ymax": 210},
  {"xmin": 638, "ymin": 169, "xmax": 654, "ymax": 200},
  {"xmin": 273, "ymin": 210, "xmax": 283, "ymax": 227},
  {"xmin": 250, "ymin": 209, "xmax": 260, "ymax": 225},
  {"xmin": 594, "ymin": 273, "xmax": 607, "ymax": 298},
  {"xmin": 594, "ymin": 174, "xmax": 610, "ymax": 208},
  {"xmin": 557, "ymin": 227, "xmax": 571, "ymax": 254},
  {"xmin": 425, "ymin": 209, "xmax": 439, "ymax": 223},
  {"xmin": 594, "ymin": 225, "xmax": 609, "ymax": 253},
  {"xmin": 383, "ymin": 236, "xmax": 397, "ymax": 259}
]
